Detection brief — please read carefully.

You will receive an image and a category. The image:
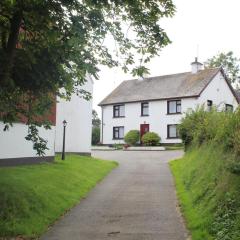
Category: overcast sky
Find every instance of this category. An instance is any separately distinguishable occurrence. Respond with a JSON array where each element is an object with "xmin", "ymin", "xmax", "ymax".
[{"xmin": 93, "ymin": 0, "xmax": 240, "ymax": 115}]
